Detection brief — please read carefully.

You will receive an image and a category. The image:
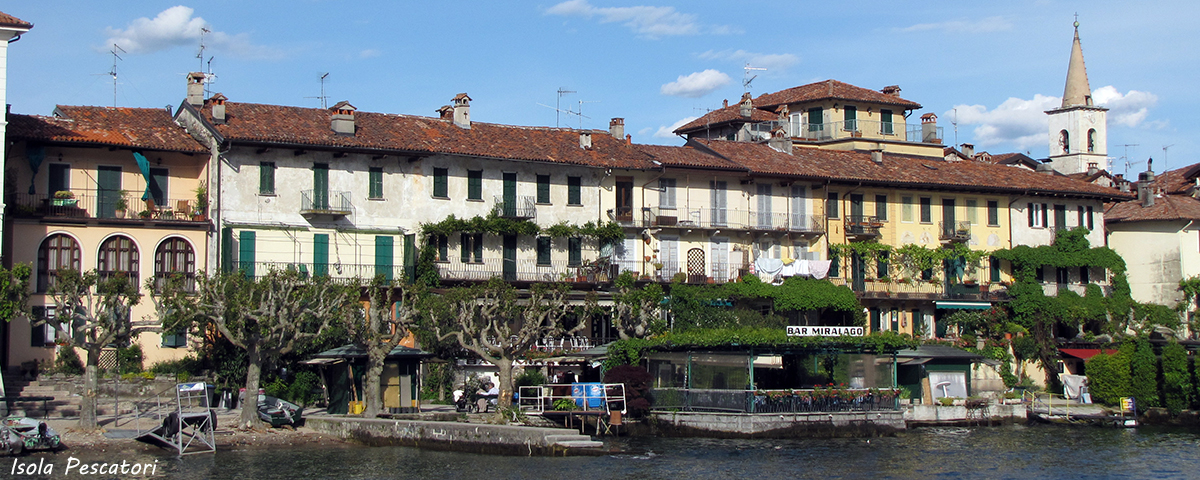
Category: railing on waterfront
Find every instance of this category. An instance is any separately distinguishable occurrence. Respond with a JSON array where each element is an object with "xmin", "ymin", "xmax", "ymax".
[
  {"xmin": 651, "ymin": 387, "xmax": 901, "ymax": 413},
  {"xmin": 517, "ymin": 383, "xmax": 627, "ymax": 415},
  {"xmin": 9, "ymin": 190, "xmax": 208, "ymax": 221}
]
